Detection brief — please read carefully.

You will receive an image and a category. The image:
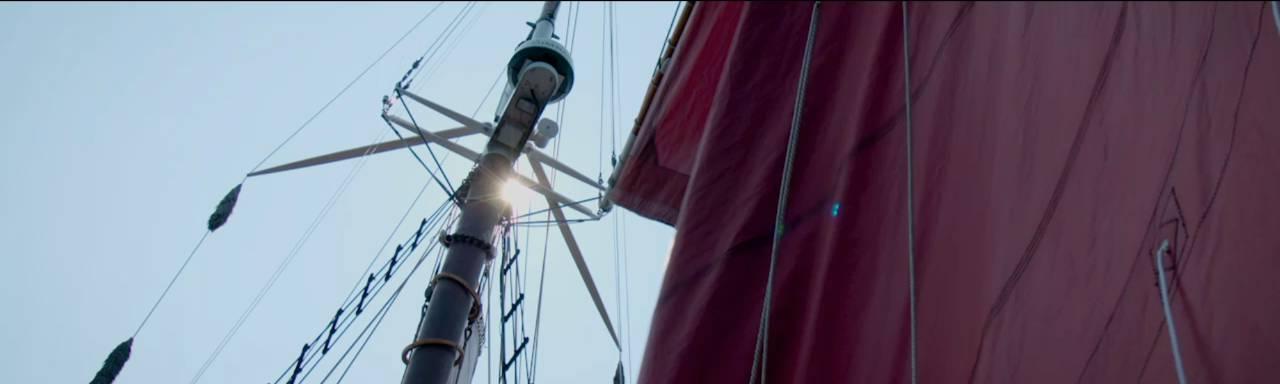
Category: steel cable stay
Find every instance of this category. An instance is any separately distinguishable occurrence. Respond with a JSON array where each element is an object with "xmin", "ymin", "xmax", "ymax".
[
  {"xmin": 190, "ymin": 124, "xmax": 395, "ymax": 384},
  {"xmin": 98, "ymin": 3, "xmax": 635, "ymax": 384},
  {"xmin": 270, "ymin": 199, "xmax": 457, "ymax": 384},
  {"xmin": 605, "ymin": 4, "xmax": 630, "ymax": 380},
  {"xmin": 487, "ymin": 255, "xmax": 497, "ymax": 384},
  {"xmin": 400, "ymin": 1, "xmax": 479, "ymax": 92},
  {"xmin": 494, "ymin": 220, "xmax": 535, "ymax": 384},
  {"xmin": 395, "ymin": 1, "xmax": 490, "ymax": 187},
  {"xmin": 190, "ymin": 4, "xmax": 475, "ymax": 382},
  {"xmin": 512, "ymin": 196, "xmax": 601, "ymax": 221},
  {"xmin": 250, "ymin": 3, "xmax": 618, "ymax": 383},
  {"xmin": 608, "ymin": 1, "xmax": 622, "ymax": 166},
  {"xmin": 620, "ymin": 210, "xmax": 634, "ymax": 381},
  {"xmin": 749, "ymin": 3, "xmax": 821, "ymax": 383},
  {"xmin": 380, "ymin": 115, "xmax": 456, "ymax": 203},
  {"xmin": 386, "ymin": 2, "xmax": 485, "ymax": 202},
  {"xmin": 529, "ymin": 2, "xmax": 580, "ymax": 381},
  {"xmin": 244, "ymin": 2, "xmax": 444, "ymax": 179},
  {"xmin": 270, "ymin": 190, "xmax": 441, "ymax": 384},
  {"xmin": 324, "ymin": 222, "xmax": 457, "ymax": 384},
  {"xmin": 510, "ymin": 218, "xmax": 600, "ymax": 228},
  {"xmin": 596, "ymin": 1, "xmax": 609, "ymax": 186},
  {"xmin": 612, "ymin": 192, "xmax": 626, "ymax": 379},
  {"xmin": 309, "ymin": 206, "xmax": 457, "ymax": 384},
  {"xmin": 419, "ymin": 2, "xmax": 489, "ymax": 86},
  {"xmin": 302, "ymin": 206, "xmax": 460, "ymax": 384},
  {"xmin": 440, "ymin": 58, "xmax": 505, "ymax": 168},
  {"xmin": 384, "ymin": 1, "xmax": 488, "ymax": 201}
]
